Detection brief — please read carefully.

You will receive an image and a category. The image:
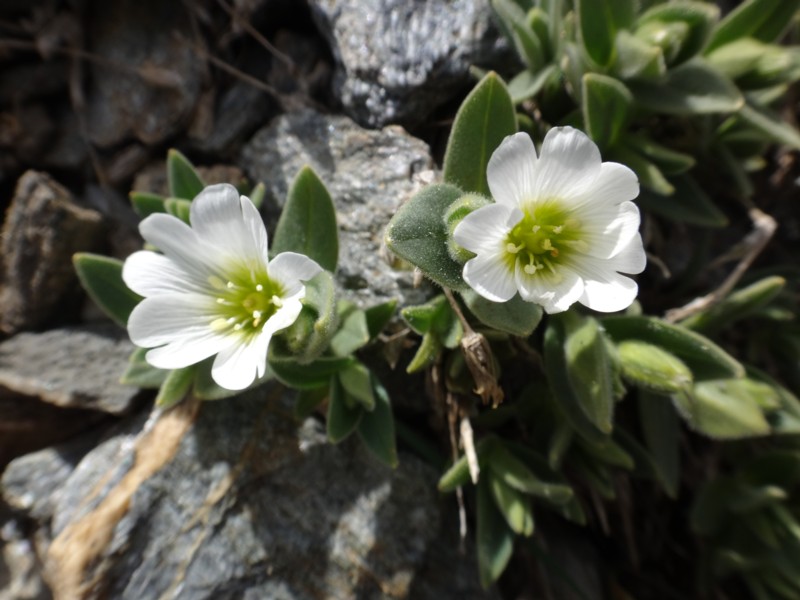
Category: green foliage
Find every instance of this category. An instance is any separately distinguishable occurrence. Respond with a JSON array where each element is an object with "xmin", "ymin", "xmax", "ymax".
[
  {"xmin": 73, "ymin": 253, "xmax": 142, "ymax": 328},
  {"xmin": 167, "ymin": 149, "xmax": 205, "ymax": 200},
  {"xmin": 271, "ymin": 165, "xmax": 339, "ymax": 272}
]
